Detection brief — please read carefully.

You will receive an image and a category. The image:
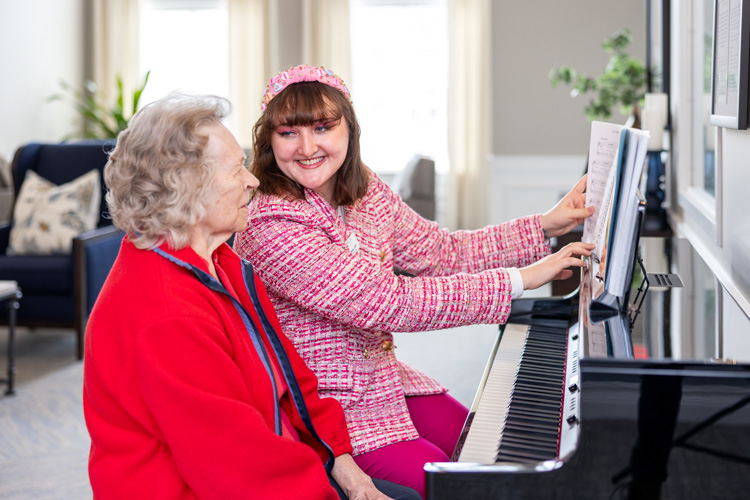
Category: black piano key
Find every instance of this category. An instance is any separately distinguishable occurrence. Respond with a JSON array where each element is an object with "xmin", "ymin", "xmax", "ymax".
[
  {"xmin": 511, "ymin": 402, "xmax": 562, "ymax": 416},
  {"xmin": 511, "ymin": 395, "xmax": 563, "ymax": 410},
  {"xmin": 503, "ymin": 421, "xmax": 559, "ymax": 437},
  {"xmin": 496, "ymin": 444, "xmax": 553, "ymax": 462},
  {"xmin": 499, "ymin": 437, "xmax": 557, "ymax": 455},
  {"xmin": 504, "ymin": 412, "xmax": 559, "ymax": 430},
  {"xmin": 513, "ymin": 379, "xmax": 563, "ymax": 394},
  {"xmin": 502, "ymin": 428, "xmax": 559, "ymax": 445}
]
